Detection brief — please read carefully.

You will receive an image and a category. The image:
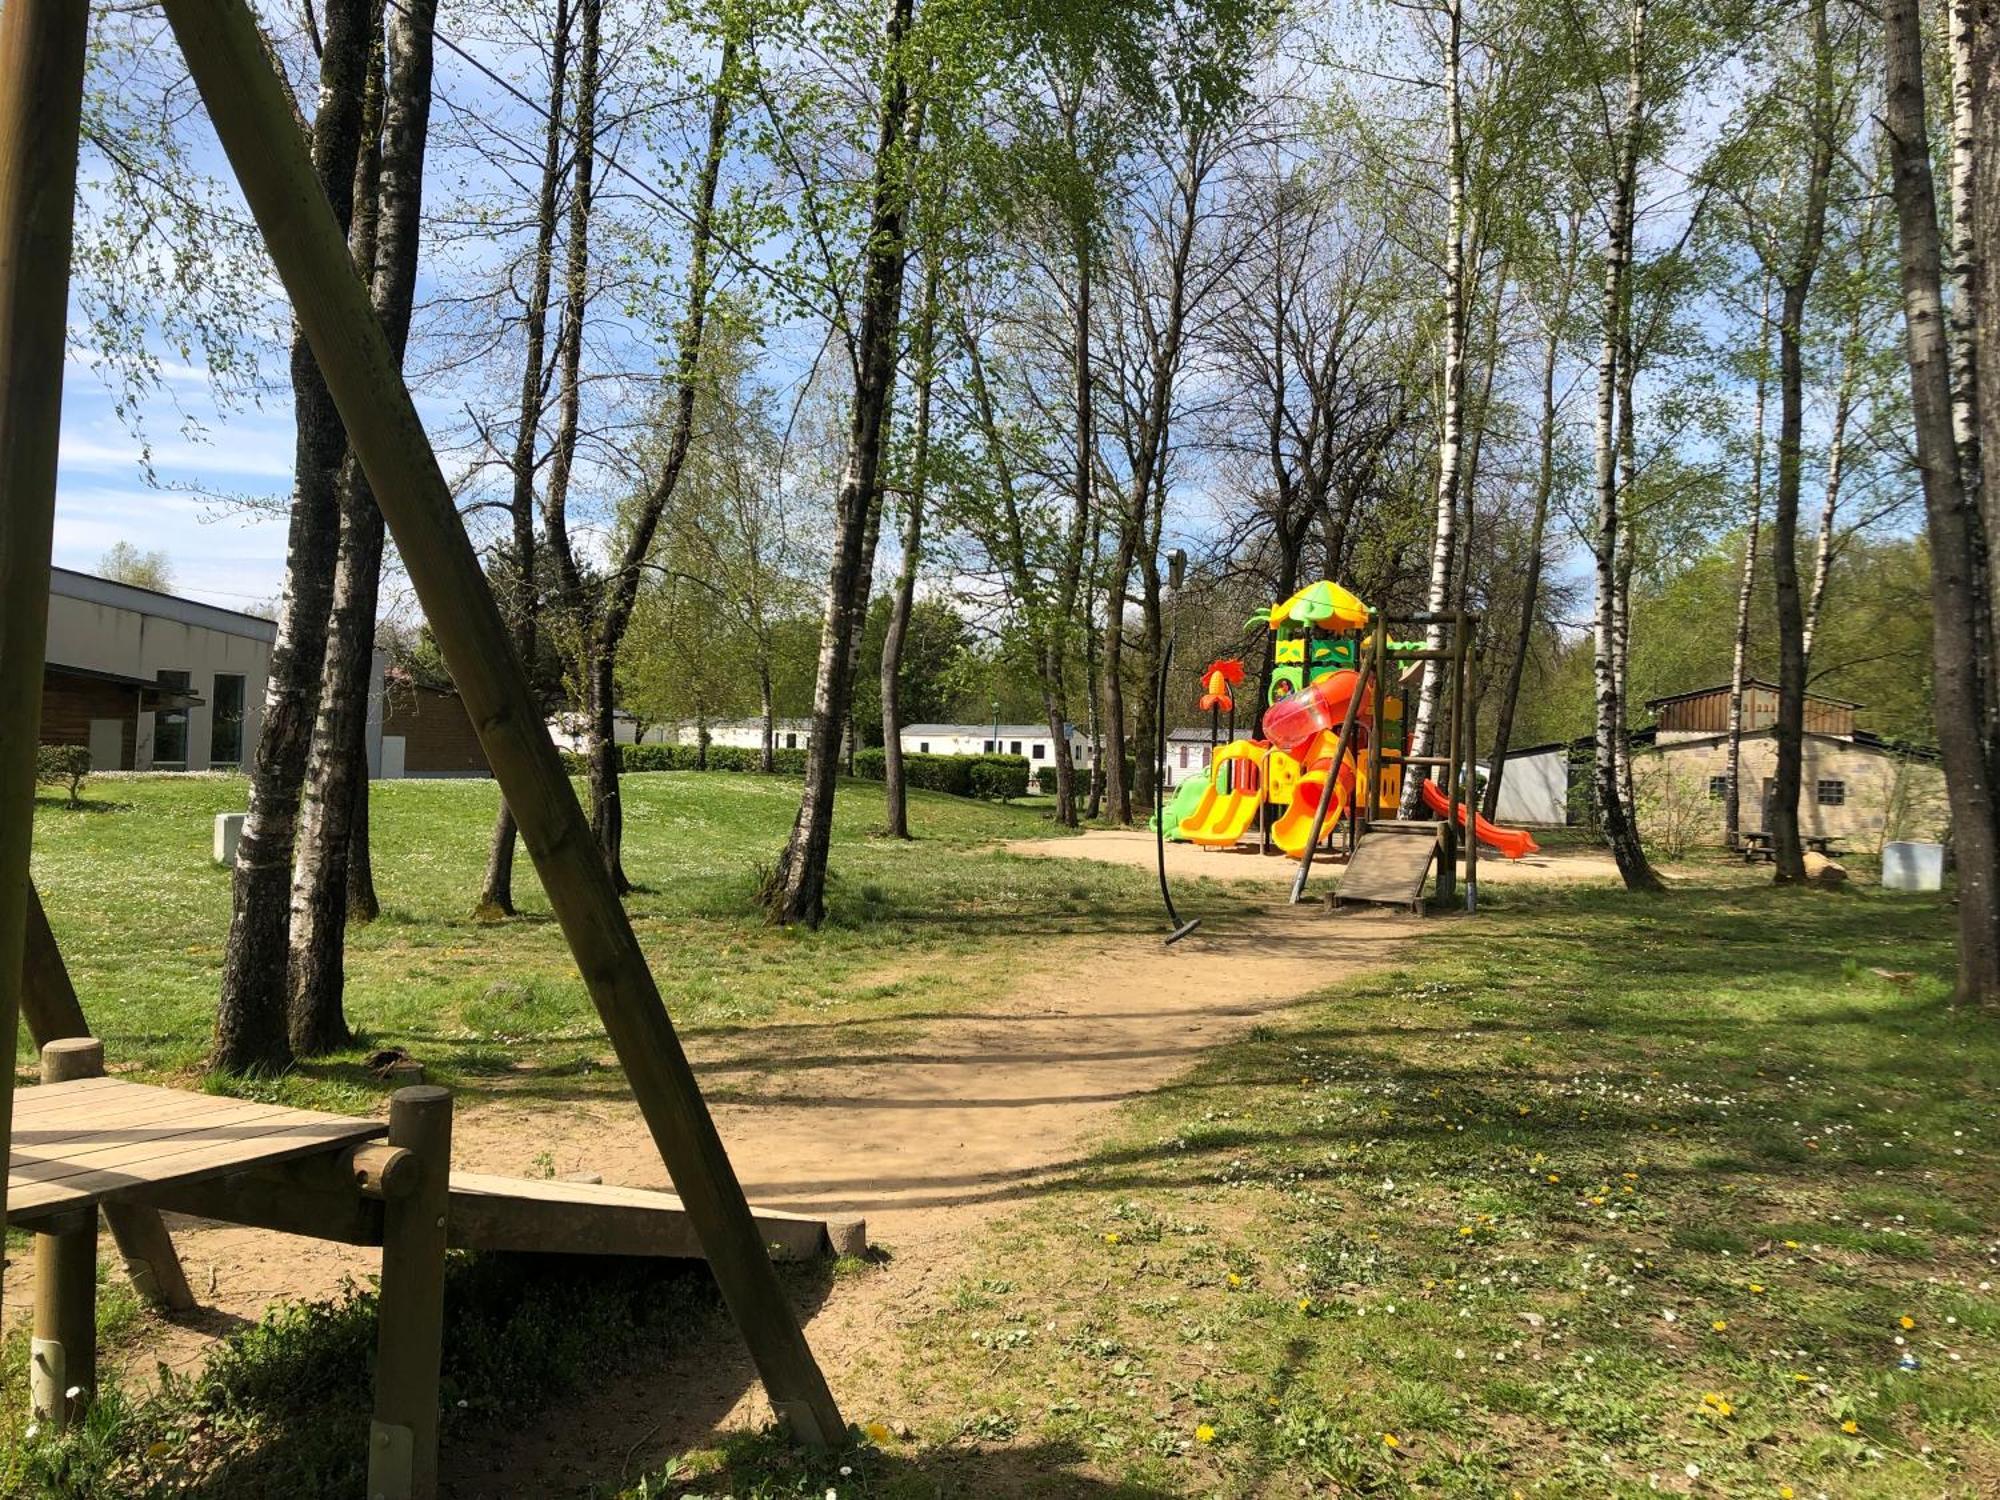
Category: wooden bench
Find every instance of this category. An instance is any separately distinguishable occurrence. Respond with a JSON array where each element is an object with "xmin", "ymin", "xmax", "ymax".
[{"xmin": 1739, "ymin": 831, "xmax": 1845, "ymax": 863}]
